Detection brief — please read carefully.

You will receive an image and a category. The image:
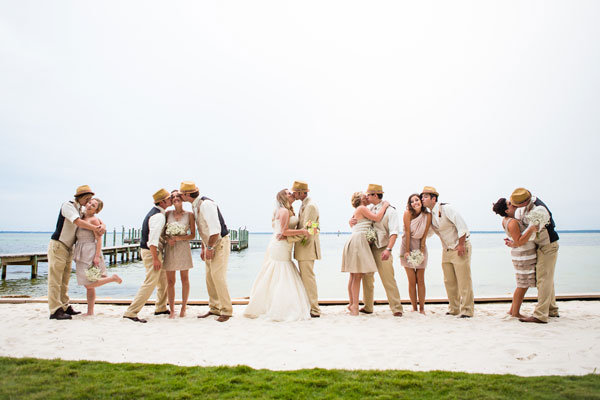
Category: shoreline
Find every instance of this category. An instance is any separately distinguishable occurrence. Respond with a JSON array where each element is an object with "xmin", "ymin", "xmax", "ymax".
[{"xmin": 0, "ymin": 301, "xmax": 599, "ymax": 376}]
